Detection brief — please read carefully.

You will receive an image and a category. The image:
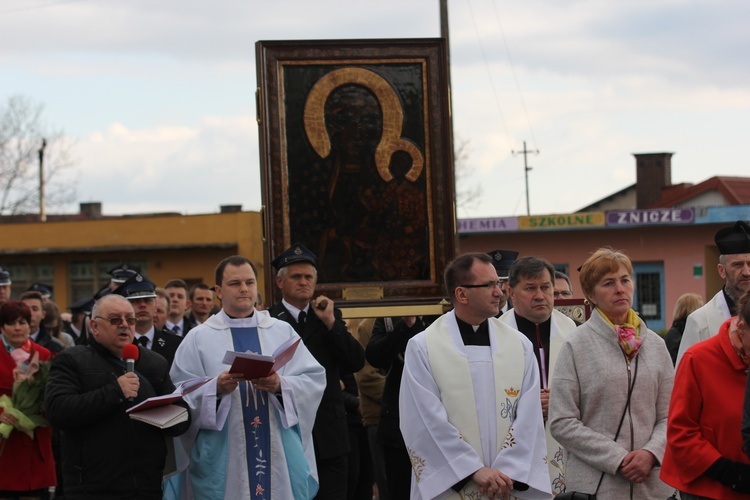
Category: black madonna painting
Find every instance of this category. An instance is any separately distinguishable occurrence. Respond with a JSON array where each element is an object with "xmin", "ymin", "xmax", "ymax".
[{"xmin": 256, "ymin": 39, "xmax": 455, "ymax": 306}]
